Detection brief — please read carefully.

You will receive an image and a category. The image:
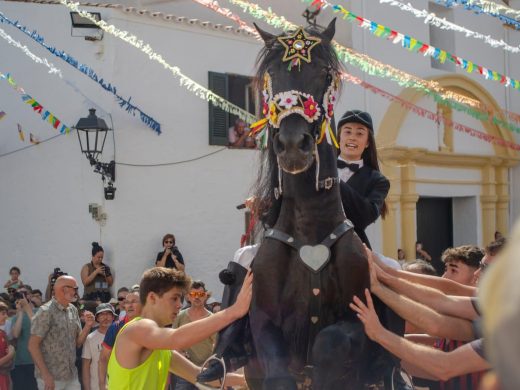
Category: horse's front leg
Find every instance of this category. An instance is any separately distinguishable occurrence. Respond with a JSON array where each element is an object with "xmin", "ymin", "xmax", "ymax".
[{"xmin": 249, "ymin": 308, "xmax": 297, "ymax": 390}]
